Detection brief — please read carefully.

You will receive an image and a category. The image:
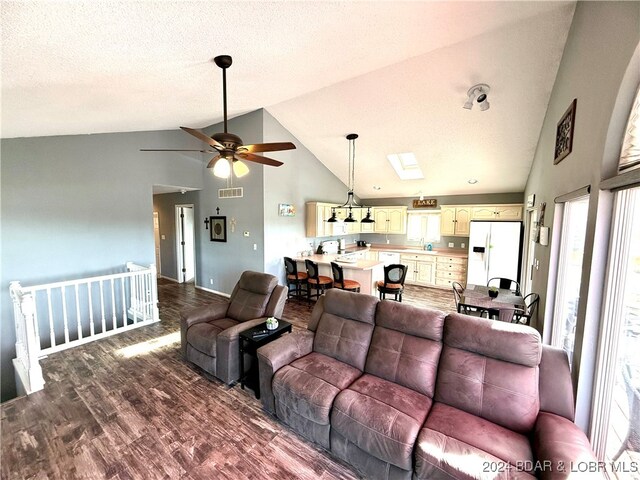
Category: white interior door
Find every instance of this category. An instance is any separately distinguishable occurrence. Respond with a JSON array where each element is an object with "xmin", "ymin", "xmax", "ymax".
[
  {"xmin": 153, "ymin": 212, "xmax": 161, "ymax": 277},
  {"xmin": 176, "ymin": 205, "xmax": 195, "ymax": 283}
]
